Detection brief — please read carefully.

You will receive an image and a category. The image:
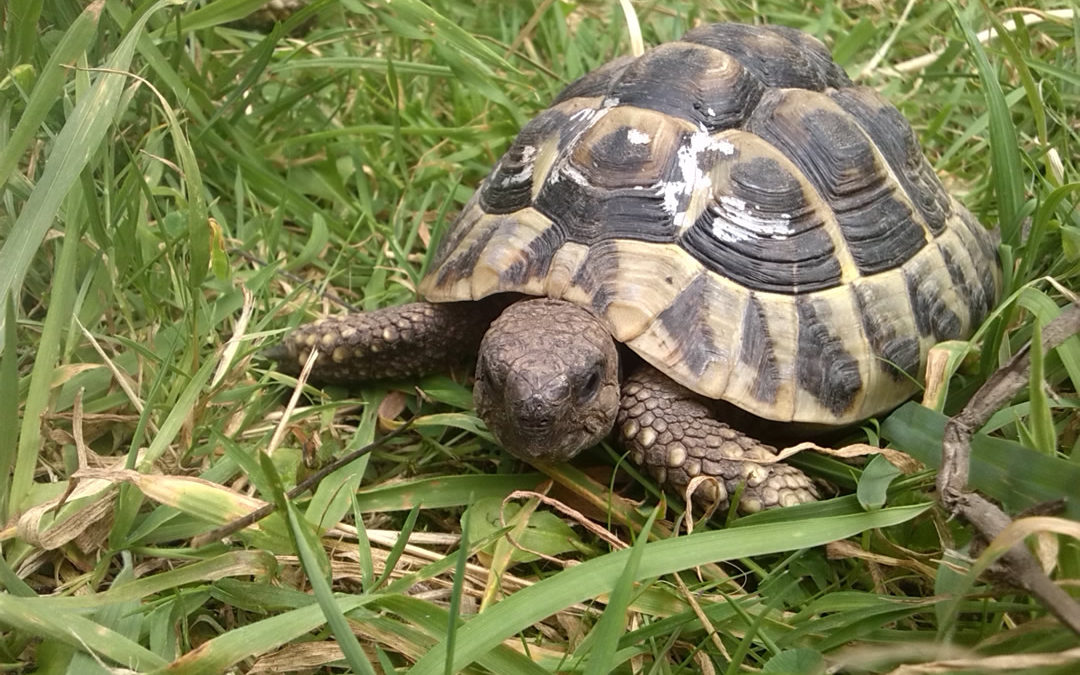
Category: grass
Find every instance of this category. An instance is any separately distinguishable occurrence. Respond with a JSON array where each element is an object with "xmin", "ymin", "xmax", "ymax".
[{"xmin": 1, "ymin": 0, "xmax": 1079, "ymax": 672}]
